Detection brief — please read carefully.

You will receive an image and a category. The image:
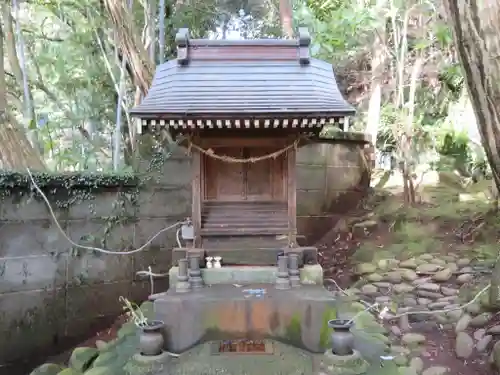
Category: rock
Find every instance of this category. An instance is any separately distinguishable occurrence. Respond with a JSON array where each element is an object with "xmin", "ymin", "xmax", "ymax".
[
  {"xmin": 392, "ymin": 345, "xmax": 411, "ymax": 355},
  {"xmin": 373, "ymin": 281, "xmax": 392, "ymax": 288},
  {"xmin": 465, "ymin": 302, "xmax": 481, "ymax": 315},
  {"xmin": 491, "ymin": 340, "xmax": 500, "ymax": 368},
  {"xmin": 422, "ymin": 366, "xmax": 450, "ymax": 375},
  {"xmin": 455, "ymin": 332, "xmax": 474, "ymax": 358},
  {"xmin": 399, "ymin": 366, "xmax": 418, "ymax": 375},
  {"xmin": 441, "ymin": 255, "xmax": 456, "ymax": 262},
  {"xmin": 470, "ymin": 312, "xmax": 492, "ymax": 327},
  {"xmin": 457, "ymin": 258, "xmax": 471, "ymax": 266},
  {"xmin": 417, "ymin": 283, "xmax": 440, "ymax": 292},
  {"xmin": 419, "ymin": 254, "xmax": 434, "ymax": 261},
  {"xmin": 460, "ymin": 266, "xmax": 473, "ymax": 273},
  {"xmin": 394, "ymin": 355, "xmax": 409, "ymax": 366},
  {"xmin": 402, "ymin": 333, "xmax": 426, "ymax": 346},
  {"xmin": 430, "ymin": 258, "xmax": 446, "ymax": 266},
  {"xmin": 488, "ymin": 324, "xmax": 500, "ymax": 334},
  {"xmin": 474, "ymin": 328, "xmax": 486, "ymax": 340},
  {"xmin": 416, "ymin": 264, "xmax": 441, "ymax": 273},
  {"xmin": 94, "ymin": 340, "xmax": 108, "ymax": 351},
  {"xmin": 69, "ymin": 347, "xmax": 99, "ymax": 372},
  {"xmin": 57, "ymin": 370, "xmax": 81, "ymax": 375},
  {"xmin": 416, "ymin": 290, "xmax": 443, "ymax": 299},
  {"xmin": 440, "ymin": 287, "xmax": 458, "ymax": 296},
  {"xmin": 435, "ymin": 313, "xmax": 448, "ymax": 324},
  {"xmin": 29, "ymin": 364, "xmax": 64, "ymax": 375},
  {"xmin": 402, "ymin": 269, "xmax": 418, "ymax": 281},
  {"xmin": 400, "ymin": 259, "xmax": 418, "ymax": 269},
  {"xmin": 476, "ymin": 335, "xmax": 493, "ymax": 352},
  {"xmin": 394, "ymin": 283, "xmax": 415, "ymax": 294},
  {"xmin": 376, "ymin": 296, "xmax": 391, "ymax": 304},
  {"xmin": 432, "ymin": 268, "xmax": 452, "ymax": 282},
  {"xmin": 455, "ymin": 314, "xmax": 471, "ymax": 332},
  {"xmin": 356, "ymin": 263, "xmax": 377, "ymax": 275},
  {"xmin": 366, "ymin": 273, "xmax": 383, "ymax": 282},
  {"xmin": 413, "ymin": 277, "xmax": 432, "ymax": 285},
  {"xmin": 386, "ymin": 271, "xmax": 403, "ymax": 283},
  {"xmin": 353, "ymin": 220, "xmax": 378, "ymax": 236},
  {"xmin": 399, "ymin": 315, "xmax": 411, "ymax": 331},
  {"xmin": 361, "ymin": 284, "xmax": 378, "ymax": 295},
  {"xmin": 446, "ymin": 263, "xmax": 458, "ymax": 272},
  {"xmin": 378, "ymin": 259, "xmax": 400, "ymax": 270},
  {"xmin": 428, "ymin": 301, "xmax": 448, "ymax": 310},
  {"xmin": 447, "ymin": 309, "xmax": 463, "ymax": 322},
  {"xmin": 403, "ymin": 297, "xmax": 418, "ymax": 307},
  {"xmin": 480, "ymin": 293, "xmax": 492, "ymax": 309},
  {"xmin": 391, "ymin": 325, "xmax": 402, "ymax": 336},
  {"xmin": 92, "ymin": 351, "xmax": 117, "ymax": 368},
  {"xmin": 437, "ymin": 296, "xmax": 457, "ymax": 304},
  {"xmin": 417, "ymin": 298, "xmax": 432, "ymax": 305},
  {"xmin": 409, "ymin": 357, "xmax": 424, "ymax": 374},
  {"xmin": 457, "ymin": 274, "xmax": 473, "ymax": 284},
  {"xmin": 83, "ymin": 367, "xmax": 116, "ymax": 375}
]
